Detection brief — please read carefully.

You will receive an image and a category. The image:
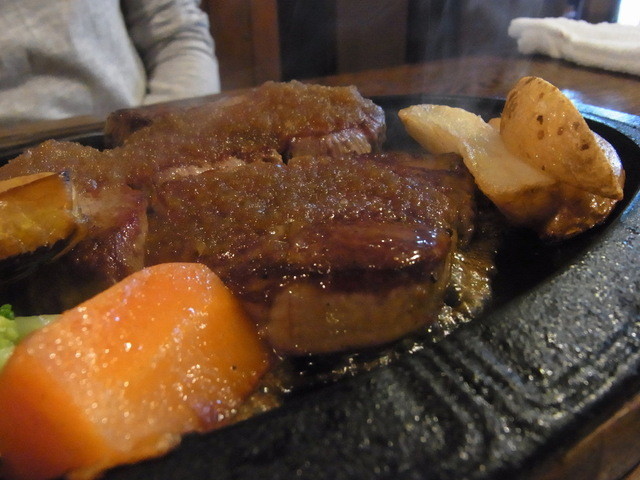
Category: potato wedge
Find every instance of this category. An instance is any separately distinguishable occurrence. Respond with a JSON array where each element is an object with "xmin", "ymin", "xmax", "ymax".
[
  {"xmin": 0, "ymin": 172, "xmax": 84, "ymax": 282},
  {"xmin": 0, "ymin": 172, "xmax": 81, "ymax": 259},
  {"xmin": 399, "ymin": 104, "xmax": 620, "ymax": 240},
  {"xmin": 488, "ymin": 117, "xmax": 501, "ymax": 130},
  {"xmin": 501, "ymin": 76, "xmax": 623, "ymax": 200},
  {"xmin": 539, "ymin": 182, "xmax": 619, "ymax": 240},
  {"xmin": 399, "ymin": 103, "xmax": 554, "ymax": 201}
]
